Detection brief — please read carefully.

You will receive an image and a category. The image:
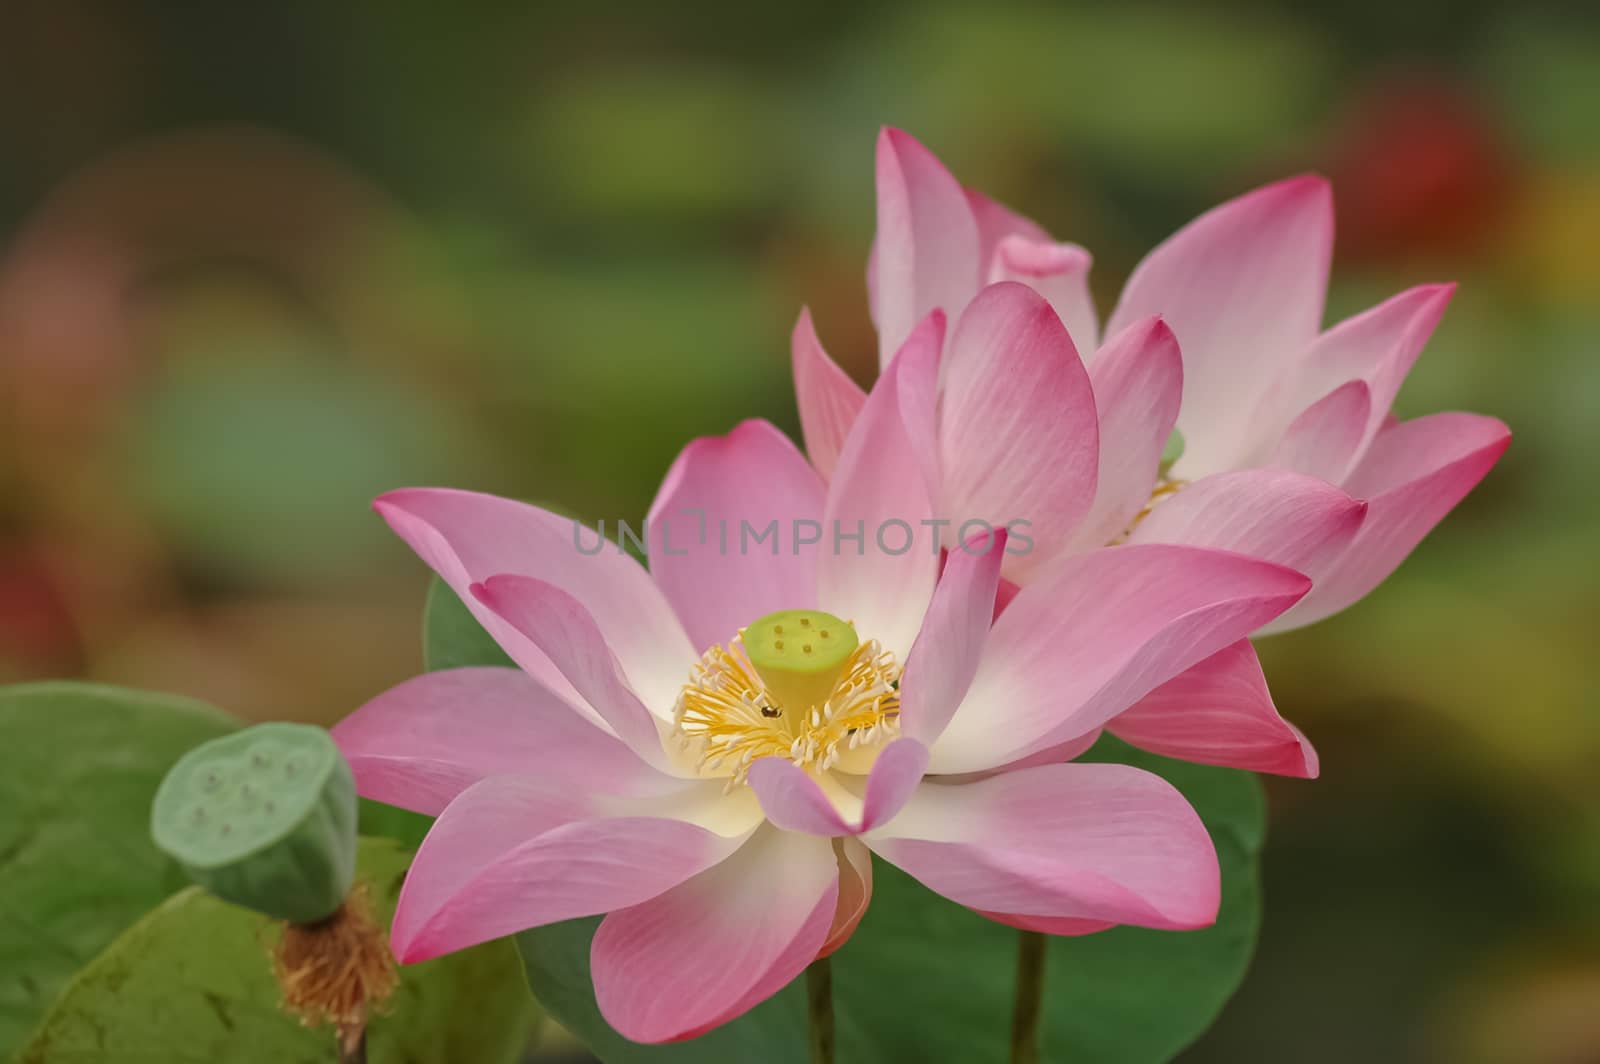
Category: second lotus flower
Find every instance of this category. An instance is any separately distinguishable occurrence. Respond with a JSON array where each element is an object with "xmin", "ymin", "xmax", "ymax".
[
  {"xmin": 786, "ymin": 128, "xmax": 1510, "ymax": 779},
  {"xmin": 804, "ymin": 127, "xmax": 1510, "ymax": 633},
  {"xmin": 334, "ymin": 323, "xmax": 1314, "ymax": 1043}
]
